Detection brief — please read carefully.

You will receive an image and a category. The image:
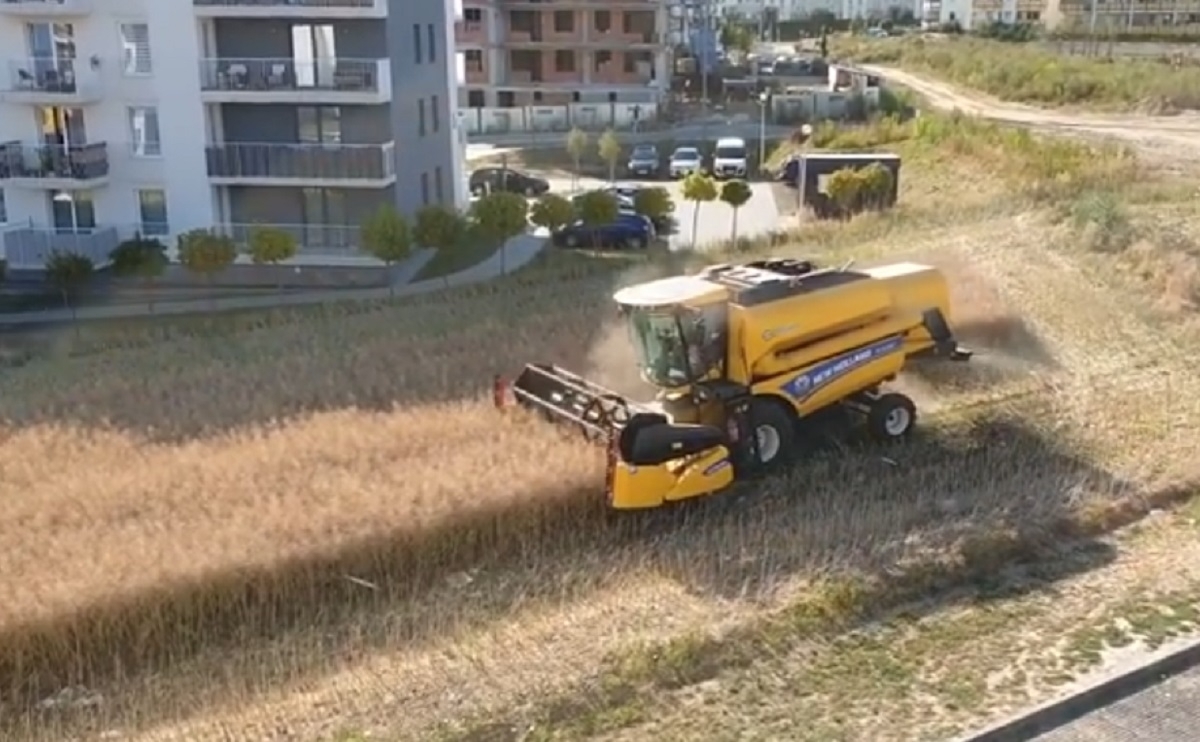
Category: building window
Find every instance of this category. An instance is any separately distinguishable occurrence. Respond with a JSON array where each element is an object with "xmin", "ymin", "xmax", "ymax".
[
  {"xmin": 431, "ymin": 94, "xmax": 440, "ymax": 132},
  {"xmin": 427, "ymin": 23, "xmax": 436, "ymax": 63},
  {"xmin": 49, "ymin": 190, "xmax": 95, "ymax": 231},
  {"xmin": 412, "ymin": 24, "xmax": 422, "ymax": 63},
  {"xmin": 464, "ymin": 7, "xmax": 482, "ymax": 22},
  {"xmin": 418, "ymin": 98, "xmax": 426, "ymax": 135},
  {"xmin": 118, "ymin": 22, "xmax": 152, "ymax": 76},
  {"xmin": 137, "ymin": 188, "xmax": 169, "ymax": 235},
  {"xmin": 298, "ymin": 106, "xmax": 341, "ymax": 143},
  {"xmin": 465, "ymin": 49, "xmax": 483, "ymax": 71},
  {"xmin": 555, "ymin": 50, "xmax": 575, "ymax": 72},
  {"xmin": 435, "ymin": 167, "xmax": 443, "ymax": 204},
  {"xmin": 594, "ymin": 10, "xmax": 611, "ymax": 33},
  {"xmin": 0, "ymin": 189, "xmax": 6, "ymax": 223},
  {"xmin": 127, "ymin": 106, "xmax": 161, "ymax": 156},
  {"xmin": 467, "ymin": 89, "xmax": 485, "ymax": 107},
  {"xmin": 421, "ymin": 172, "xmax": 430, "ymax": 205},
  {"xmin": 554, "ymin": 11, "xmax": 574, "ymax": 33}
]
